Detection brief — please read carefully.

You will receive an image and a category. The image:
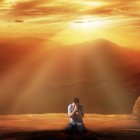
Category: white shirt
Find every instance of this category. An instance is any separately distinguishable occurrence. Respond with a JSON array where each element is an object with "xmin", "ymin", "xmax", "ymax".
[{"xmin": 68, "ymin": 103, "xmax": 84, "ymax": 124}]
